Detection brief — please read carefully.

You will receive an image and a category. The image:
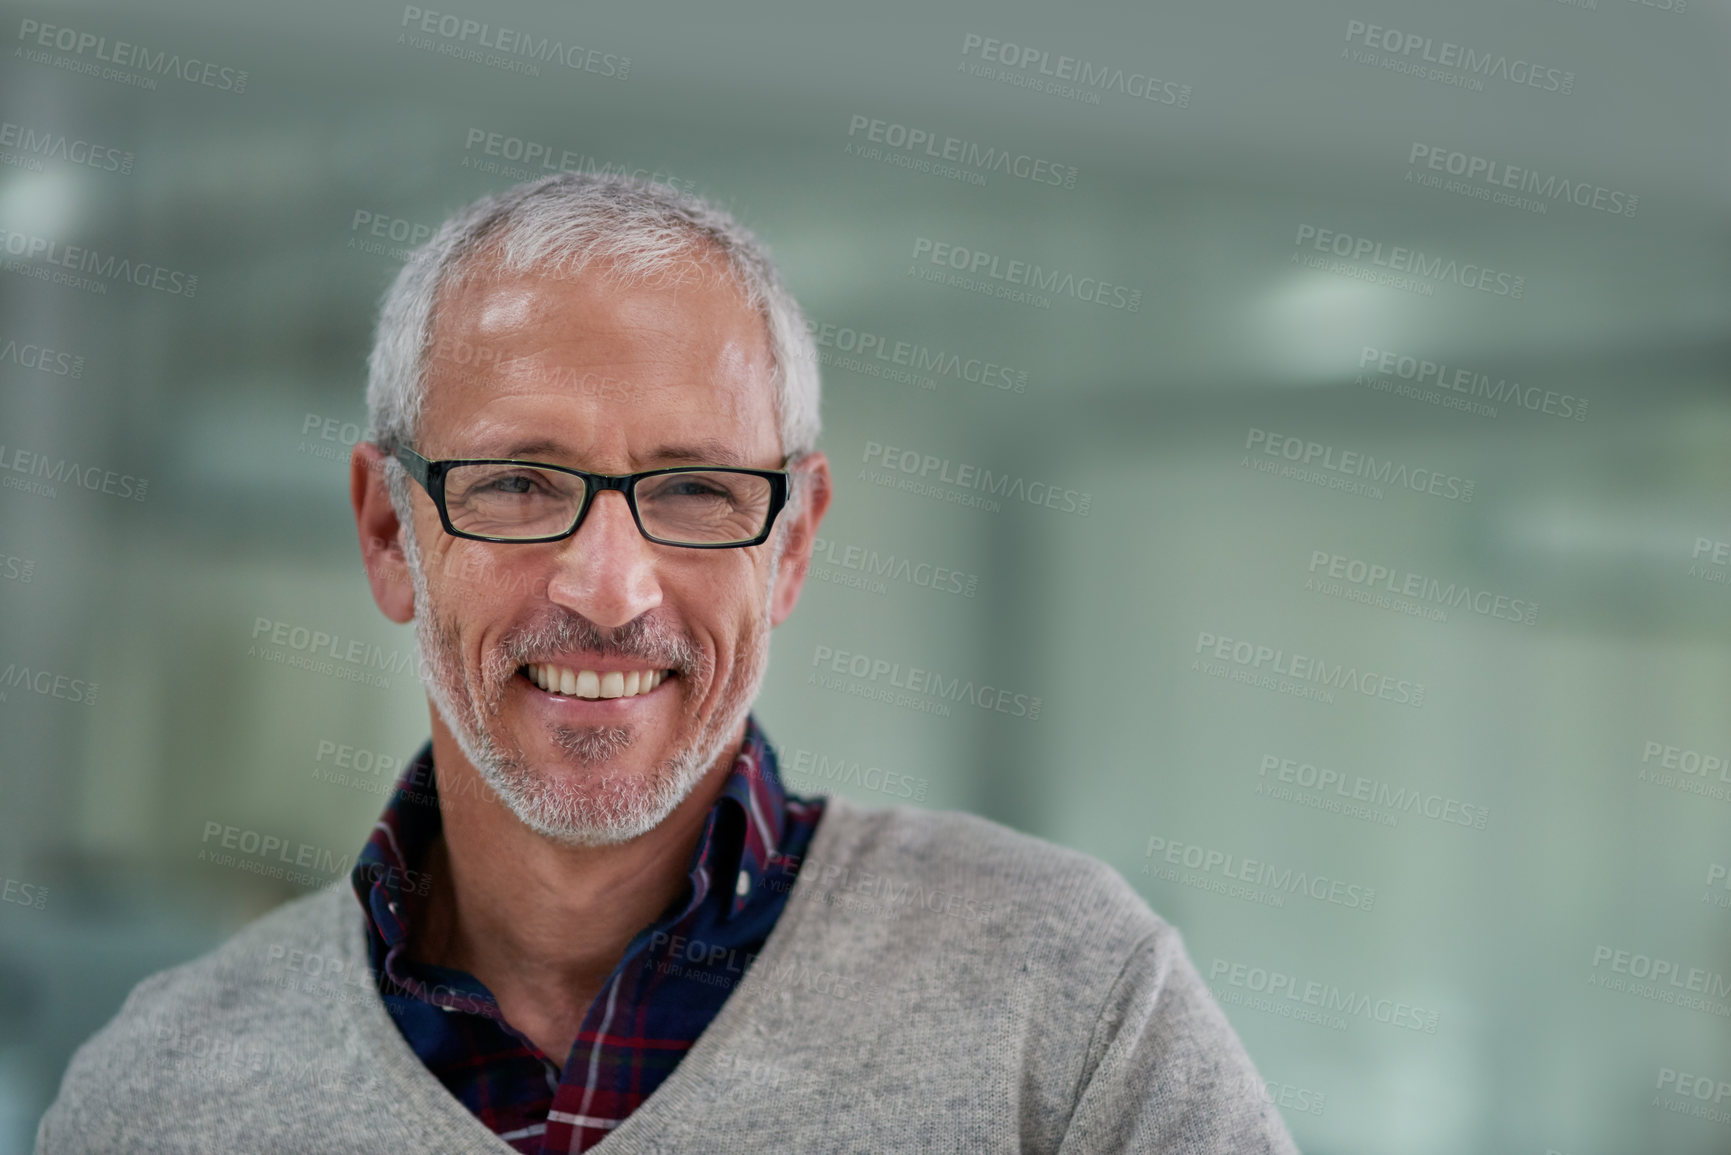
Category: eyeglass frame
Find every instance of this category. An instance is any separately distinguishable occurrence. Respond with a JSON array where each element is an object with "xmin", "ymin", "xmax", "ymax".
[{"xmin": 383, "ymin": 441, "xmax": 793, "ymax": 549}]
